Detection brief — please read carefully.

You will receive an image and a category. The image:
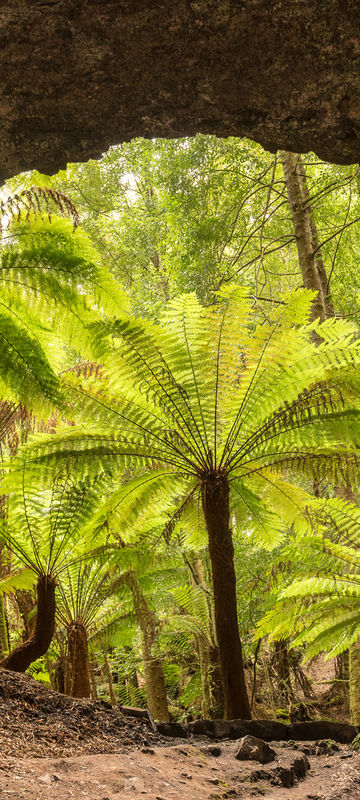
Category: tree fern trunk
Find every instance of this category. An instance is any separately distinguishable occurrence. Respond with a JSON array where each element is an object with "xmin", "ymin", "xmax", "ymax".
[
  {"xmin": 0, "ymin": 574, "xmax": 56, "ymax": 672},
  {"xmin": 201, "ymin": 471, "xmax": 251, "ymax": 720},
  {"xmin": 66, "ymin": 622, "xmax": 91, "ymax": 698}
]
